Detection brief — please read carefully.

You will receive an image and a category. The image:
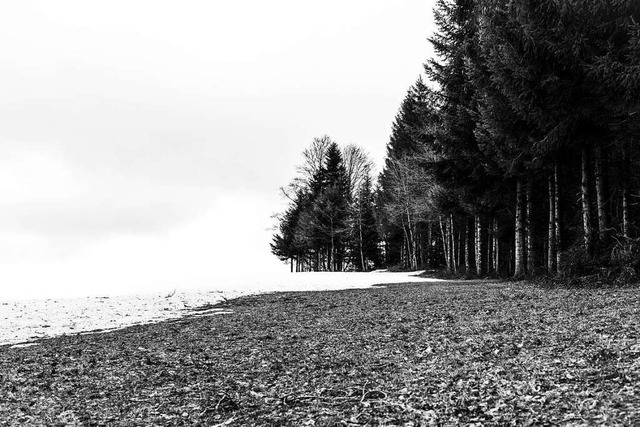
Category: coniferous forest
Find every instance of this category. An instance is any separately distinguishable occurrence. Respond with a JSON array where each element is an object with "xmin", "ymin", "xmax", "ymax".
[
  {"xmin": 271, "ymin": 136, "xmax": 381, "ymax": 272},
  {"xmin": 273, "ymin": 0, "xmax": 640, "ymax": 282}
]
